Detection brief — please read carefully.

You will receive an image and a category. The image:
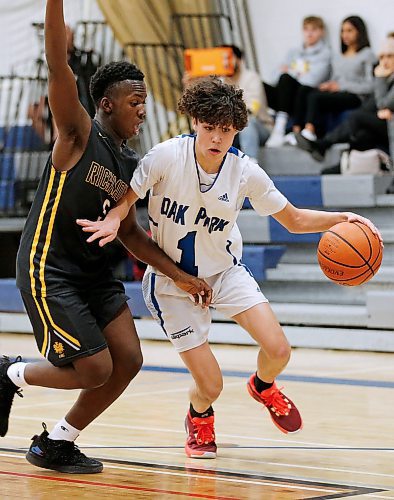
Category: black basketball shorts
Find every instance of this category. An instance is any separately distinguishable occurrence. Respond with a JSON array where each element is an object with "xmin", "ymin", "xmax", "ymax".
[{"xmin": 20, "ymin": 282, "xmax": 129, "ymax": 367}]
